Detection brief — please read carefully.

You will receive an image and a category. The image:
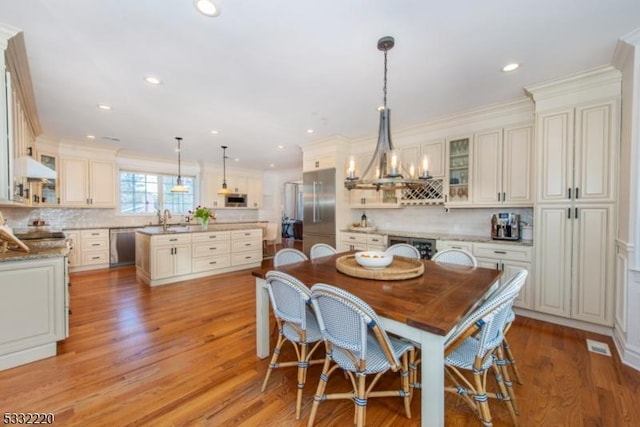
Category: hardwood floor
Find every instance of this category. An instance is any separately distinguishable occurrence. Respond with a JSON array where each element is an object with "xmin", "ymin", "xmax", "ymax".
[{"xmin": 1, "ymin": 262, "xmax": 639, "ymax": 426}]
